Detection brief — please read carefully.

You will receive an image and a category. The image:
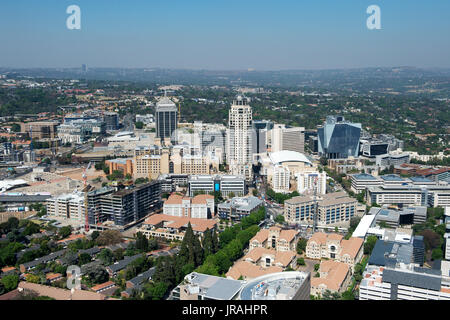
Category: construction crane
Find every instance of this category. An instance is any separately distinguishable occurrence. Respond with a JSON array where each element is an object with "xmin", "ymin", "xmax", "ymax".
[{"xmin": 83, "ymin": 161, "xmax": 92, "ymax": 232}]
